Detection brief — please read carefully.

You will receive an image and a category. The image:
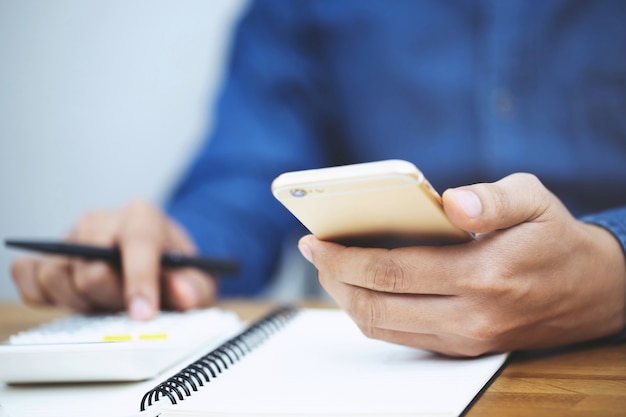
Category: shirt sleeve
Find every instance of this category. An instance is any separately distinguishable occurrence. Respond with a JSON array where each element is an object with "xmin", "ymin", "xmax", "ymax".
[
  {"xmin": 581, "ymin": 206, "xmax": 626, "ymax": 342},
  {"xmin": 165, "ymin": 1, "xmax": 332, "ymax": 296}
]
